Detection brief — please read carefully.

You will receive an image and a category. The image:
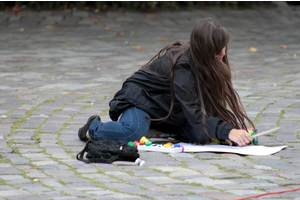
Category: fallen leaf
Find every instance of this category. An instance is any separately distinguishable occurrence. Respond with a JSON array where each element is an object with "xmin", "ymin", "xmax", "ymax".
[
  {"xmin": 12, "ymin": 7, "xmax": 23, "ymax": 14},
  {"xmin": 280, "ymin": 45, "xmax": 287, "ymax": 49},
  {"xmin": 66, "ymin": 42, "xmax": 72, "ymax": 46},
  {"xmin": 92, "ymin": 18, "xmax": 98, "ymax": 23},
  {"xmin": 116, "ymin": 32, "xmax": 124, "ymax": 36},
  {"xmin": 20, "ymin": 28, "xmax": 25, "ymax": 32},
  {"xmin": 249, "ymin": 47, "xmax": 257, "ymax": 52},
  {"xmin": 46, "ymin": 25, "xmax": 54, "ymax": 29},
  {"xmin": 294, "ymin": 54, "xmax": 297, "ymax": 57},
  {"xmin": 133, "ymin": 46, "xmax": 143, "ymax": 50},
  {"xmin": 158, "ymin": 37, "xmax": 165, "ymax": 41},
  {"xmin": 104, "ymin": 27, "xmax": 110, "ymax": 31},
  {"xmin": 130, "ymin": 42, "xmax": 136, "ymax": 45}
]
